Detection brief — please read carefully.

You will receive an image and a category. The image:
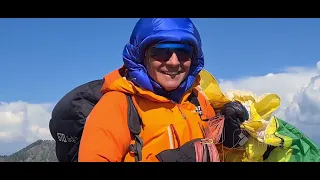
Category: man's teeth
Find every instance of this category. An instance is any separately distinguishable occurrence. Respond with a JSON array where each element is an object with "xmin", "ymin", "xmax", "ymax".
[{"xmin": 164, "ymin": 72, "xmax": 179, "ymax": 75}]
